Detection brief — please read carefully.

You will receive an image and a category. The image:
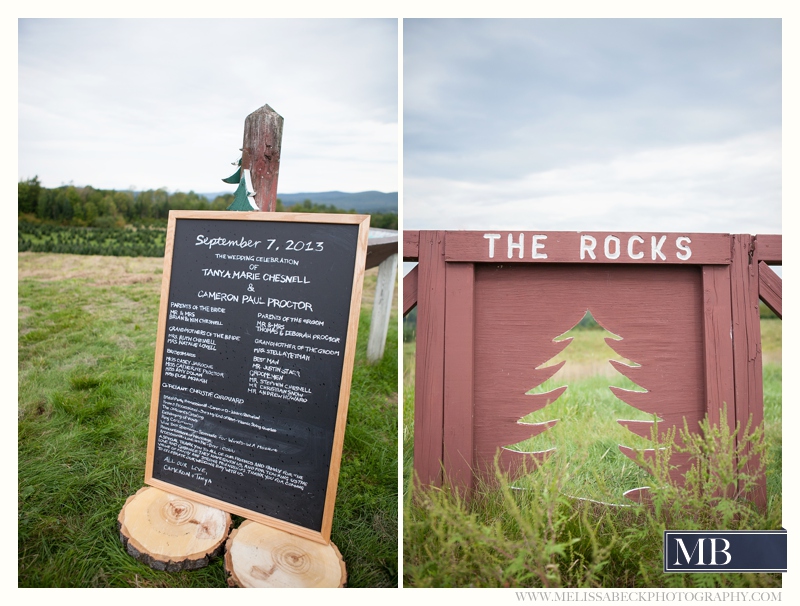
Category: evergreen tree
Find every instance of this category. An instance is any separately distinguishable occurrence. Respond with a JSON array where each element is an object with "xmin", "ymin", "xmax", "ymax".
[
  {"xmin": 222, "ymin": 157, "xmax": 257, "ymax": 211},
  {"xmin": 18, "ymin": 176, "xmax": 41, "ymax": 215}
]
